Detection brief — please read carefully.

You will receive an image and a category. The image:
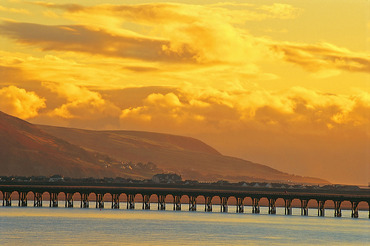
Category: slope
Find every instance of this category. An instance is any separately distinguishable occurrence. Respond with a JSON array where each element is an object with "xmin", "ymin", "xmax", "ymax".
[
  {"xmin": 39, "ymin": 125, "xmax": 327, "ymax": 183},
  {"xmin": 0, "ymin": 111, "xmax": 154, "ymax": 179}
]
